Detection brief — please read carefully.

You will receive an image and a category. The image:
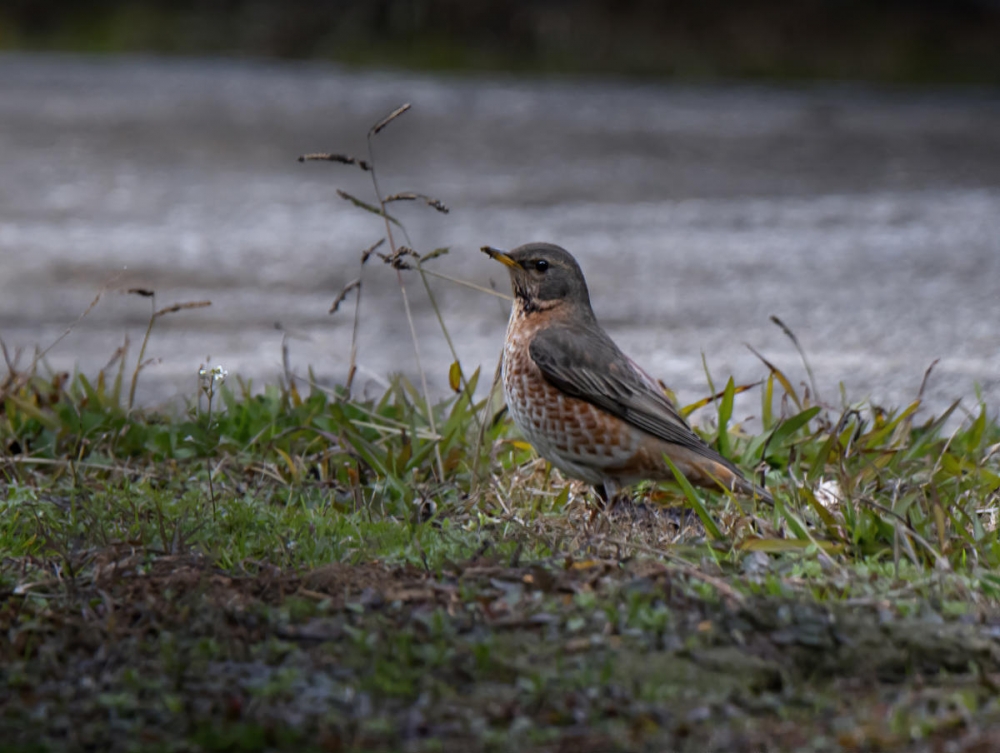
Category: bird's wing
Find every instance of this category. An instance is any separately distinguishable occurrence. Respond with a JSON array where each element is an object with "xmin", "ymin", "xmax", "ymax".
[{"xmin": 528, "ymin": 324, "xmax": 739, "ymax": 468}]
